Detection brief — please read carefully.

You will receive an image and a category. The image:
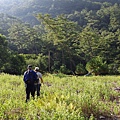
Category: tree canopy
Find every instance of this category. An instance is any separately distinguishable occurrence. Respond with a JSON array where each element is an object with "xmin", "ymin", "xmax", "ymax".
[{"xmin": 0, "ymin": 0, "xmax": 120, "ymax": 75}]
